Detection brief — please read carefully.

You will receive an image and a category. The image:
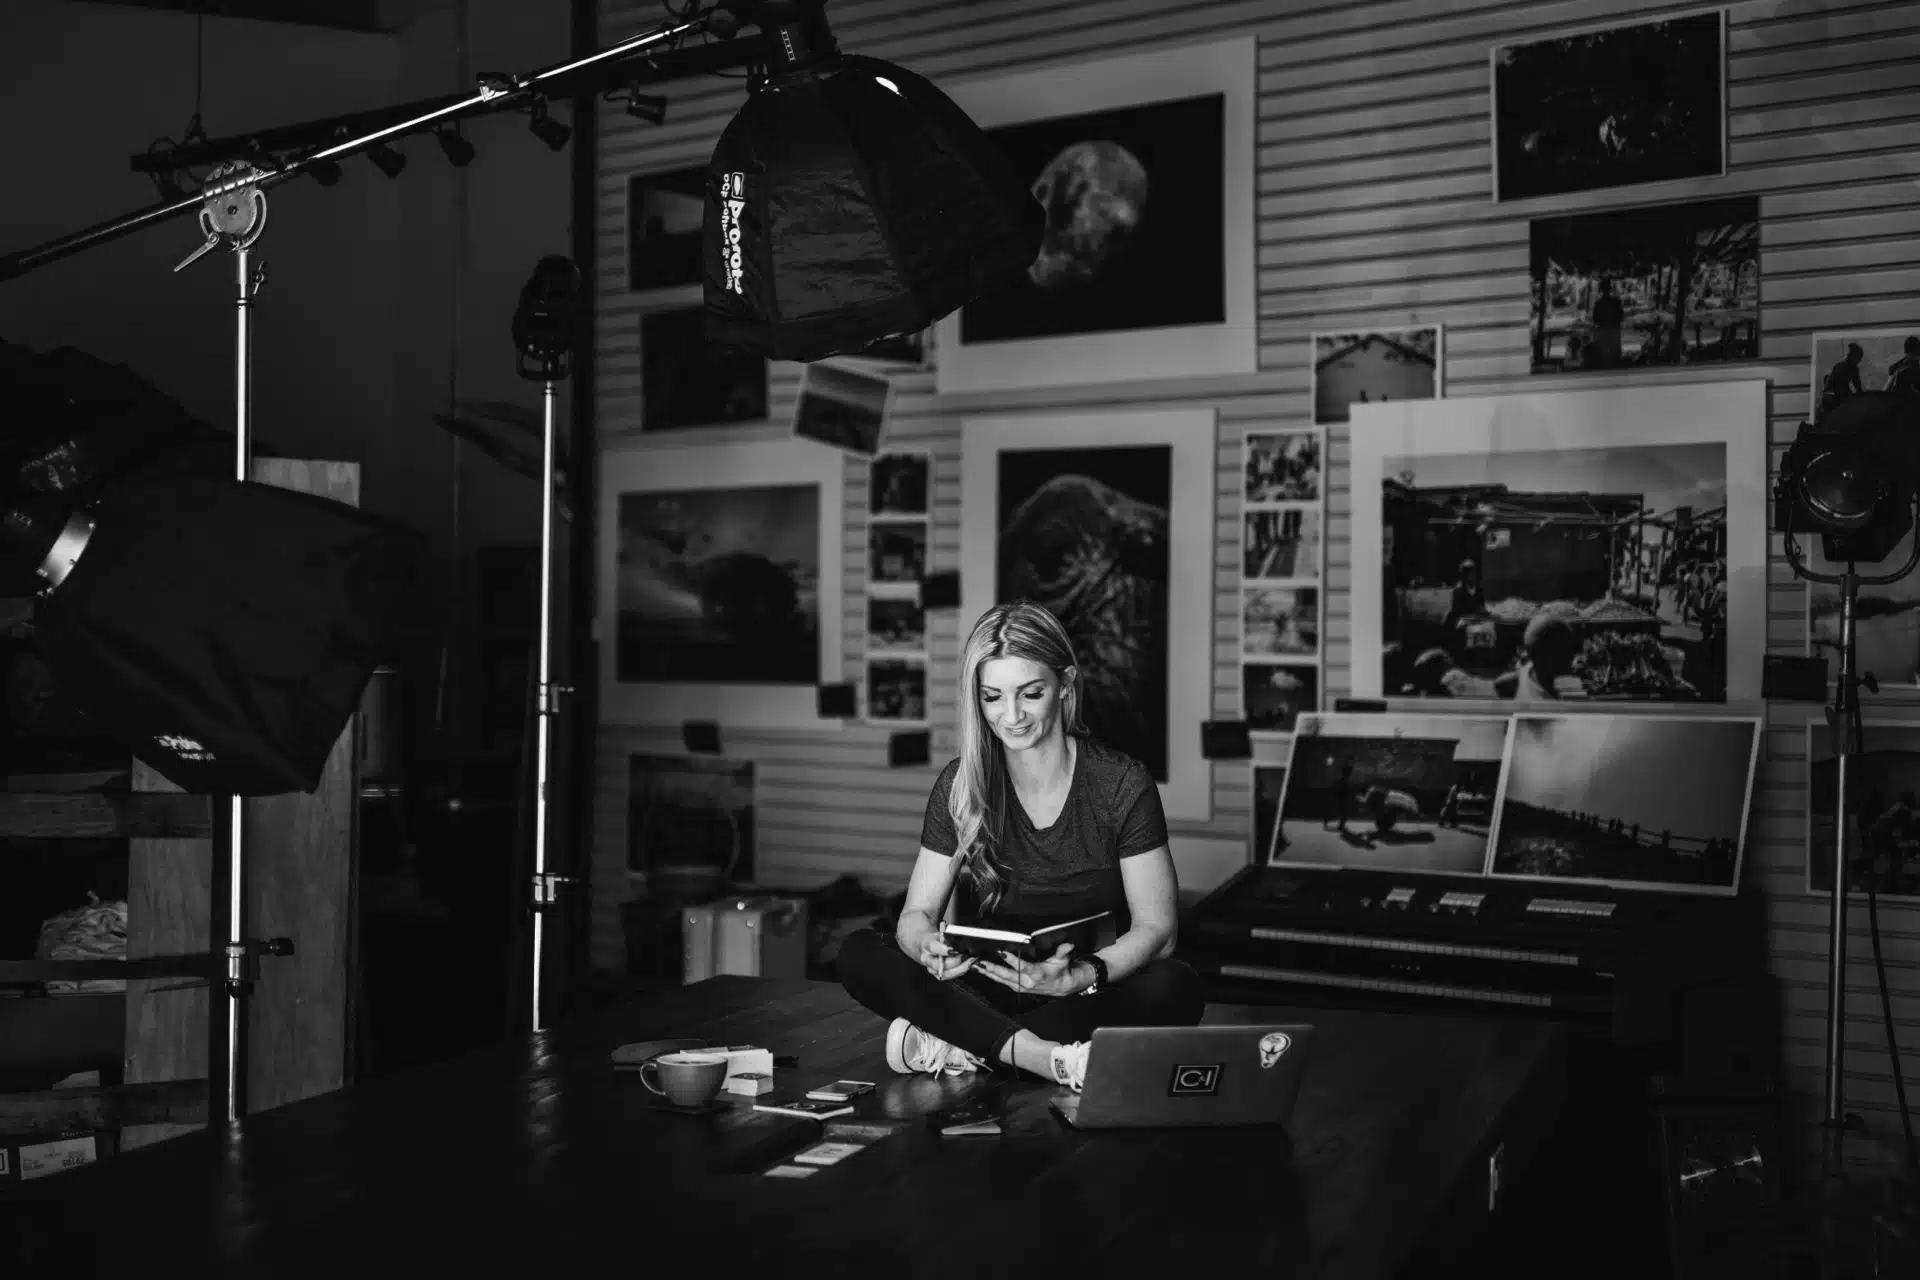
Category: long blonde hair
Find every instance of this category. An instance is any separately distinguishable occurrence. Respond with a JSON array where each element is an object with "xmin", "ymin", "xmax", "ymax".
[{"xmin": 950, "ymin": 601, "xmax": 1084, "ymax": 915}]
